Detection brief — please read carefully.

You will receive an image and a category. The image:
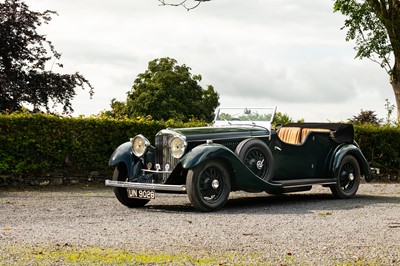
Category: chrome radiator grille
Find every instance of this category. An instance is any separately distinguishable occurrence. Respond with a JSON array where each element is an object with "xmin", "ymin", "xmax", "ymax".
[{"xmin": 155, "ymin": 133, "xmax": 180, "ymax": 182}]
